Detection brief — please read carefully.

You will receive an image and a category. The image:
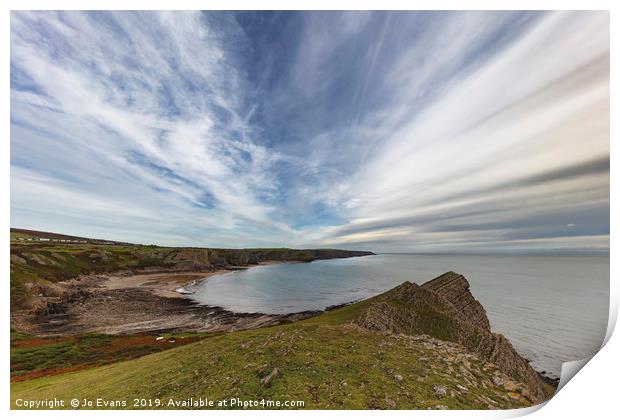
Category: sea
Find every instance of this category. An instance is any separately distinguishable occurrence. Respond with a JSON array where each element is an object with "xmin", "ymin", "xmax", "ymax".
[{"xmin": 190, "ymin": 253, "xmax": 609, "ymax": 378}]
